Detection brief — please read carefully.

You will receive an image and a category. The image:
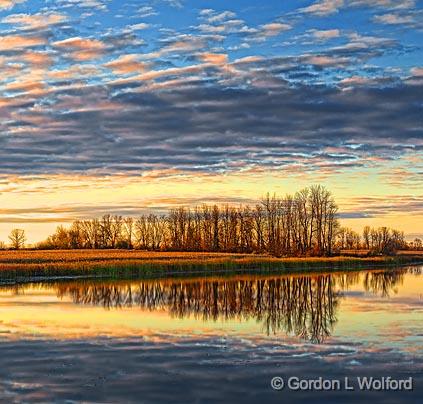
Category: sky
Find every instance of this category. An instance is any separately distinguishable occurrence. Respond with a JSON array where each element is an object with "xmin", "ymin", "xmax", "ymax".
[{"xmin": 0, "ymin": 0, "xmax": 422, "ymax": 244}]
